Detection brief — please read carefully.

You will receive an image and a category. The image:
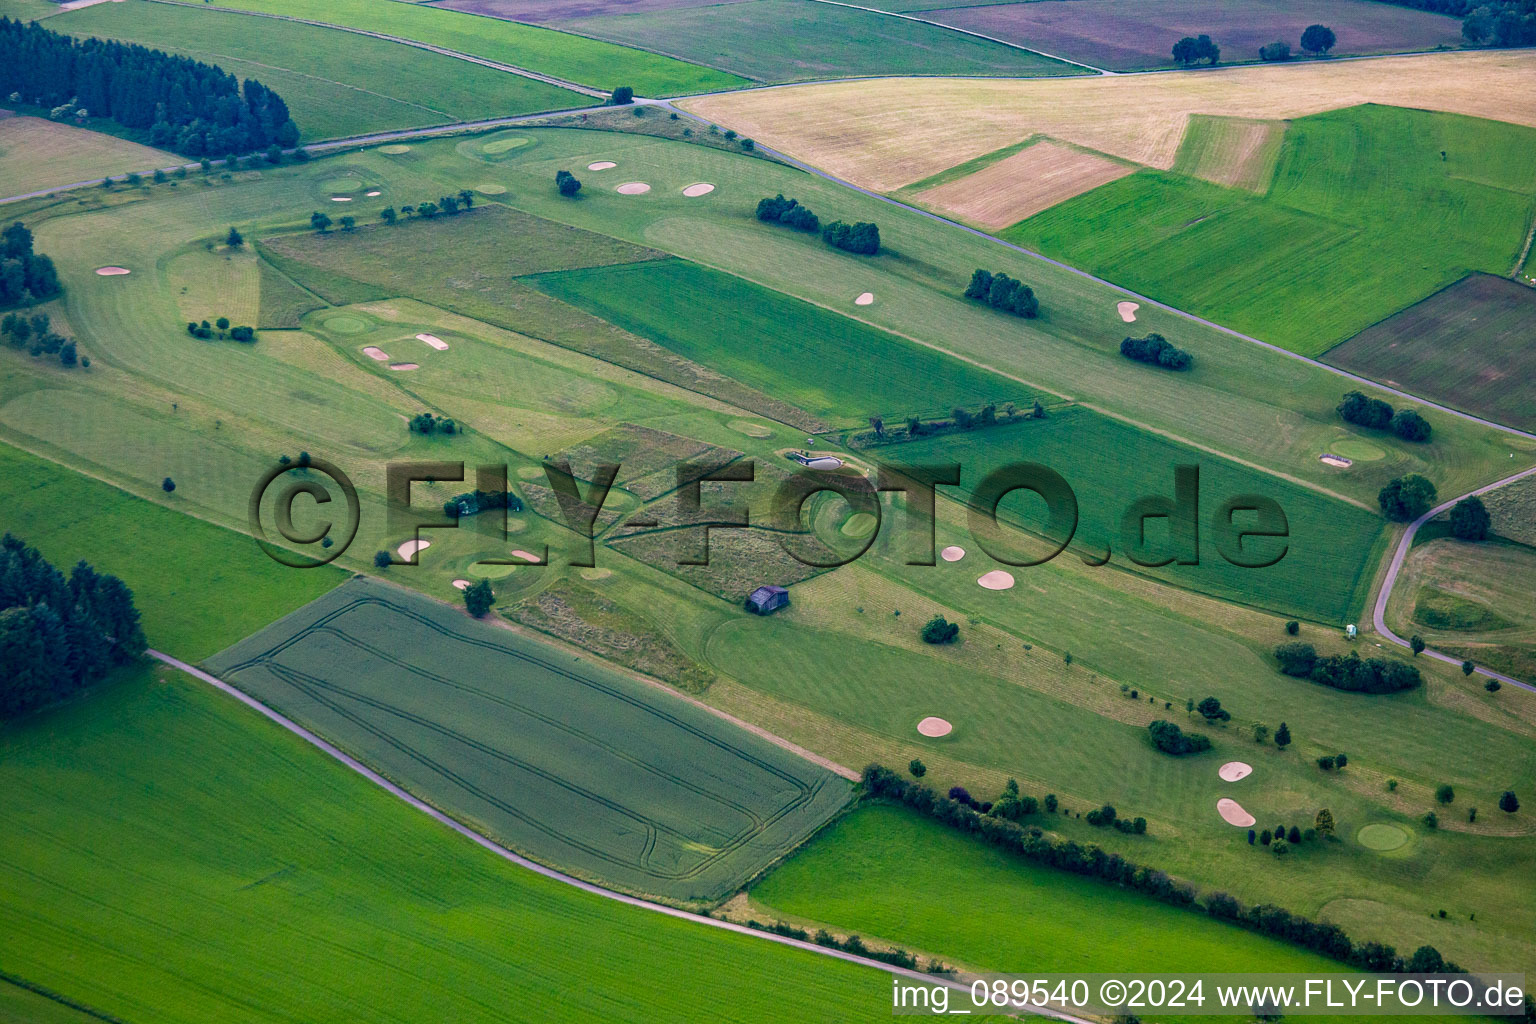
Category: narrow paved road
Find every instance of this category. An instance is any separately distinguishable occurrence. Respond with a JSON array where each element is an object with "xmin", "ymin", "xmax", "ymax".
[
  {"xmin": 147, "ymin": 651, "xmax": 1088, "ymax": 1023},
  {"xmin": 1371, "ymin": 465, "xmax": 1536, "ymax": 693}
]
